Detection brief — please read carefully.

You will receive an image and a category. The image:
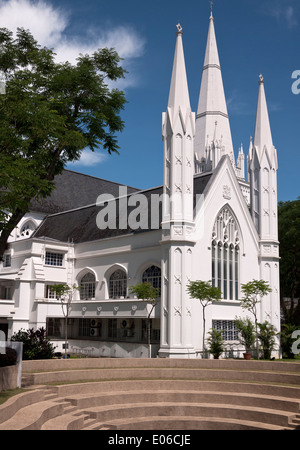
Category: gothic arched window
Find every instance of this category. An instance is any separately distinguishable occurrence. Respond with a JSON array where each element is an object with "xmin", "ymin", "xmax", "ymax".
[
  {"xmin": 79, "ymin": 272, "xmax": 96, "ymax": 300},
  {"xmin": 211, "ymin": 207, "xmax": 240, "ymax": 300},
  {"xmin": 109, "ymin": 269, "xmax": 127, "ymax": 299},
  {"xmin": 20, "ymin": 220, "xmax": 36, "ymax": 238},
  {"xmin": 142, "ymin": 265, "xmax": 161, "ymax": 292}
]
